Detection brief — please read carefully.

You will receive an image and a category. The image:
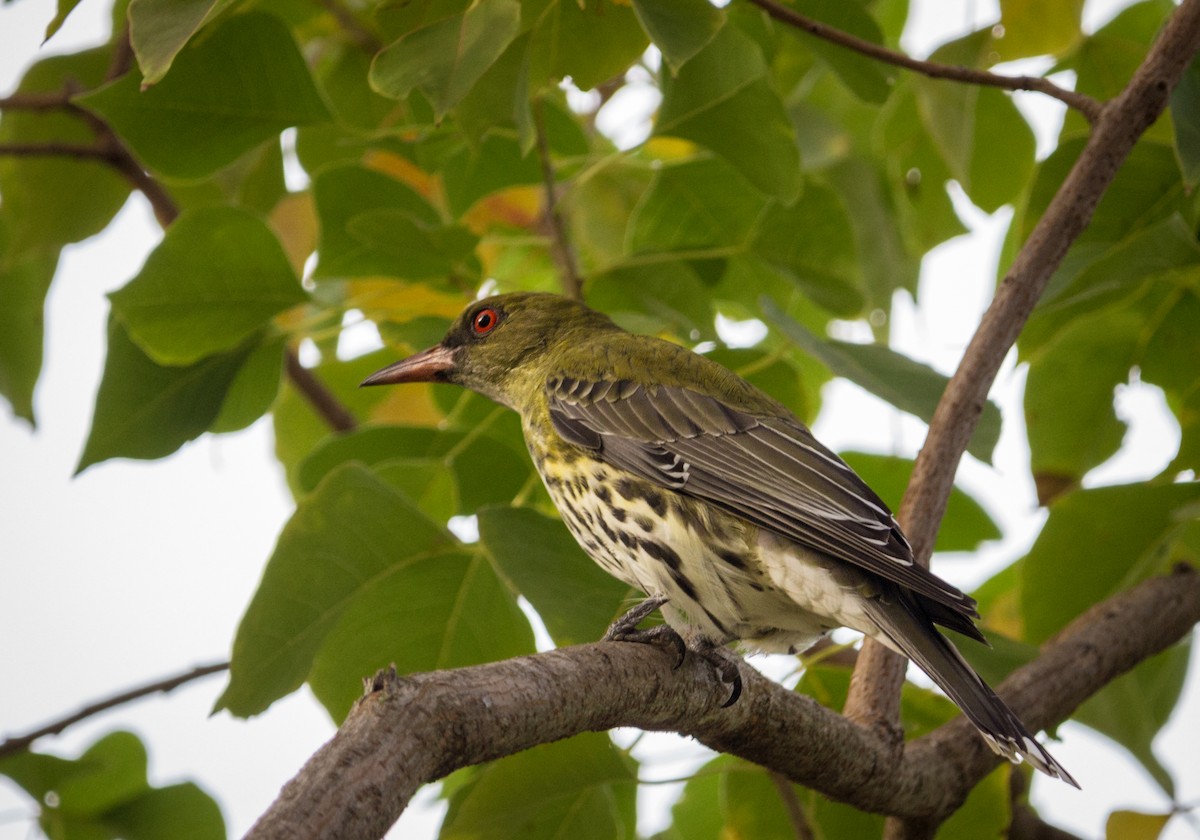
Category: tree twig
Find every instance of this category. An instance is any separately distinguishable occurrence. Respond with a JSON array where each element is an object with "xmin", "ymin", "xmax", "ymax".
[
  {"xmin": 315, "ymin": 0, "xmax": 383, "ymax": 53},
  {"xmin": 0, "ymin": 662, "xmax": 229, "ymax": 760},
  {"xmin": 746, "ymin": 0, "xmax": 1104, "ymax": 123},
  {"xmin": 534, "ymin": 97, "xmax": 584, "ymax": 301},
  {"xmin": 244, "ymin": 566, "xmax": 1200, "ymax": 840},
  {"xmin": 769, "ymin": 770, "xmax": 817, "ymax": 840},
  {"xmin": 842, "ymin": 0, "xmax": 1200, "ymax": 768},
  {"xmin": 286, "ymin": 349, "xmax": 359, "ymax": 432}
]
